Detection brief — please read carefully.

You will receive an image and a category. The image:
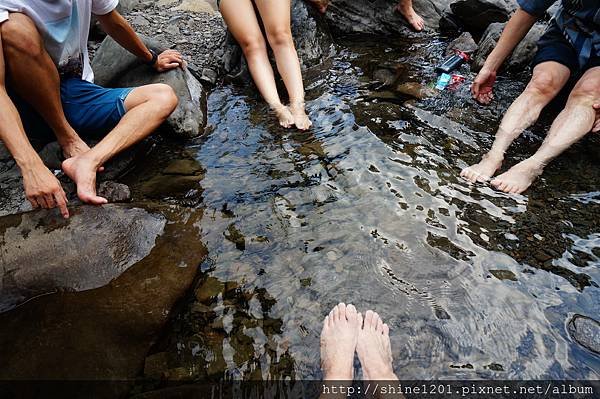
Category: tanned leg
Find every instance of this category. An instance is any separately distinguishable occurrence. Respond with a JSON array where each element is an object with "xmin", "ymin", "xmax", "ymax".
[
  {"xmin": 1, "ymin": 13, "xmax": 90, "ymax": 159},
  {"xmin": 219, "ymin": 0, "xmax": 294, "ymax": 128},
  {"xmin": 255, "ymin": 0, "xmax": 312, "ymax": 130},
  {"xmin": 492, "ymin": 67, "xmax": 600, "ymax": 194},
  {"xmin": 62, "ymin": 84, "xmax": 177, "ymax": 204},
  {"xmin": 461, "ymin": 61, "xmax": 571, "ymax": 183}
]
